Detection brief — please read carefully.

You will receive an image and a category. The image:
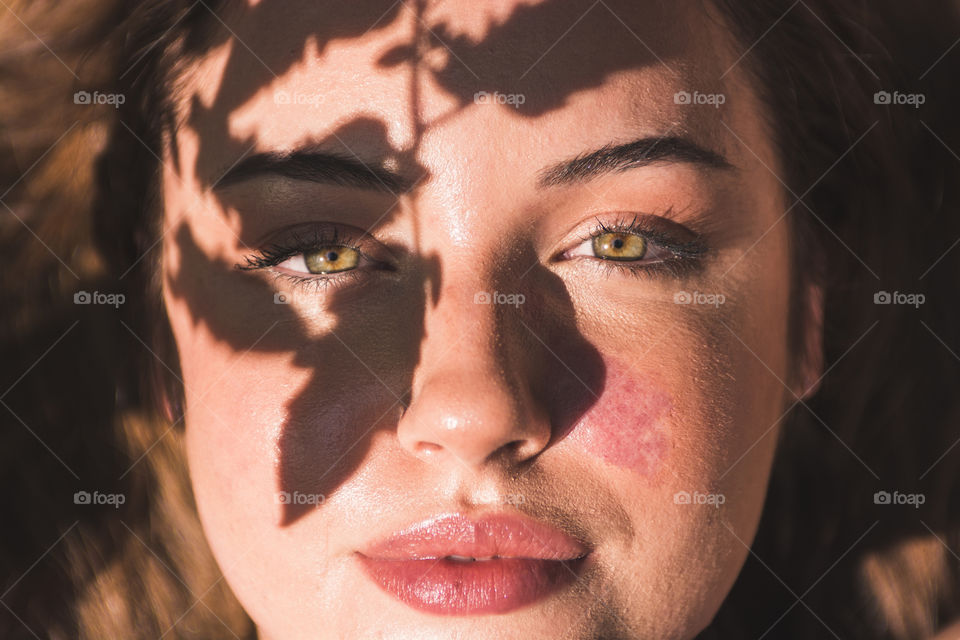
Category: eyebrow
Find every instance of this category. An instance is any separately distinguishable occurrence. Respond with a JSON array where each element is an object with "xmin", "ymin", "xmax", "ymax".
[
  {"xmin": 213, "ymin": 135, "xmax": 731, "ymax": 193},
  {"xmin": 537, "ymin": 136, "xmax": 734, "ymax": 187},
  {"xmin": 214, "ymin": 147, "xmax": 413, "ymax": 193}
]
